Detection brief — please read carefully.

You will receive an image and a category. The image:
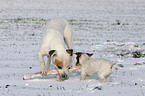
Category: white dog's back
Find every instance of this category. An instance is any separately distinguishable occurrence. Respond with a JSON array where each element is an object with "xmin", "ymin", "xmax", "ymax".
[
  {"xmin": 43, "ymin": 18, "xmax": 68, "ymax": 36},
  {"xmin": 39, "ymin": 18, "xmax": 72, "ymax": 54}
]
